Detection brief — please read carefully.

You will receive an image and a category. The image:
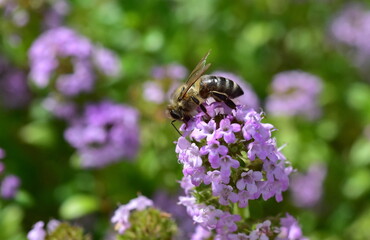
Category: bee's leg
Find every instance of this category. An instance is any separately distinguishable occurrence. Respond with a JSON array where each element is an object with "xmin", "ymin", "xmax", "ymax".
[
  {"xmin": 191, "ymin": 96, "xmax": 210, "ymax": 118},
  {"xmin": 210, "ymin": 91, "xmax": 237, "ymax": 109},
  {"xmin": 171, "ymin": 120, "xmax": 182, "ymax": 136}
]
